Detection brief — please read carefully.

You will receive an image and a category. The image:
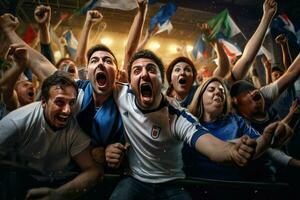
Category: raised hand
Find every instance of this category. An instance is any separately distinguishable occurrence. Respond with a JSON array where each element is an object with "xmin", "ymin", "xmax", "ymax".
[
  {"xmin": 275, "ymin": 34, "xmax": 288, "ymax": 45},
  {"xmin": 263, "ymin": 0, "xmax": 277, "ymax": 19},
  {"xmin": 137, "ymin": 0, "xmax": 148, "ymax": 12},
  {"xmin": 86, "ymin": 10, "xmax": 103, "ymax": 25},
  {"xmin": 5, "ymin": 43, "xmax": 28, "ymax": 67},
  {"xmin": 0, "ymin": 13, "xmax": 19, "ymax": 33},
  {"xmin": 231, "ymin": 135, "xmax": 256, "ymax": 167},
  {"xmin": 34, "ymin": 5, "xmax": 51, "ymax": 25},
  {"xmin": 105, "ymin": 143, "xmax": 130, "ymax": 168},
  {"xmin": 263, "ymin": 121, "xmax": 293, "ymax": 148}
]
